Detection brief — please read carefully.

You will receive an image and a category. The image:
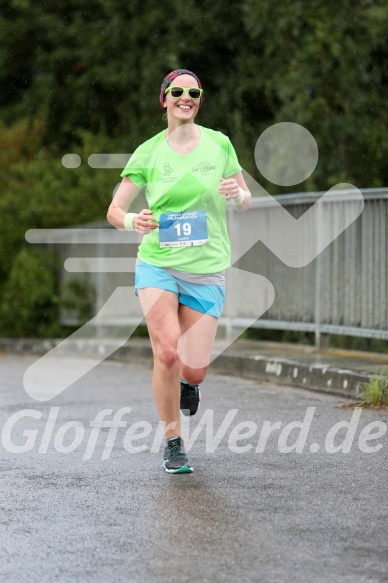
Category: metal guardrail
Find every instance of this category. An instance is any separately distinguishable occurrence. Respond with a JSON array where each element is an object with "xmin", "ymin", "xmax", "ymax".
[
  {"xmin": 224, "ymin": 189, "xmax": 388, "ymax": 346},
  {"xmin": 27, "ymin": 188, "xmax": 388, "ymax": 347}
]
